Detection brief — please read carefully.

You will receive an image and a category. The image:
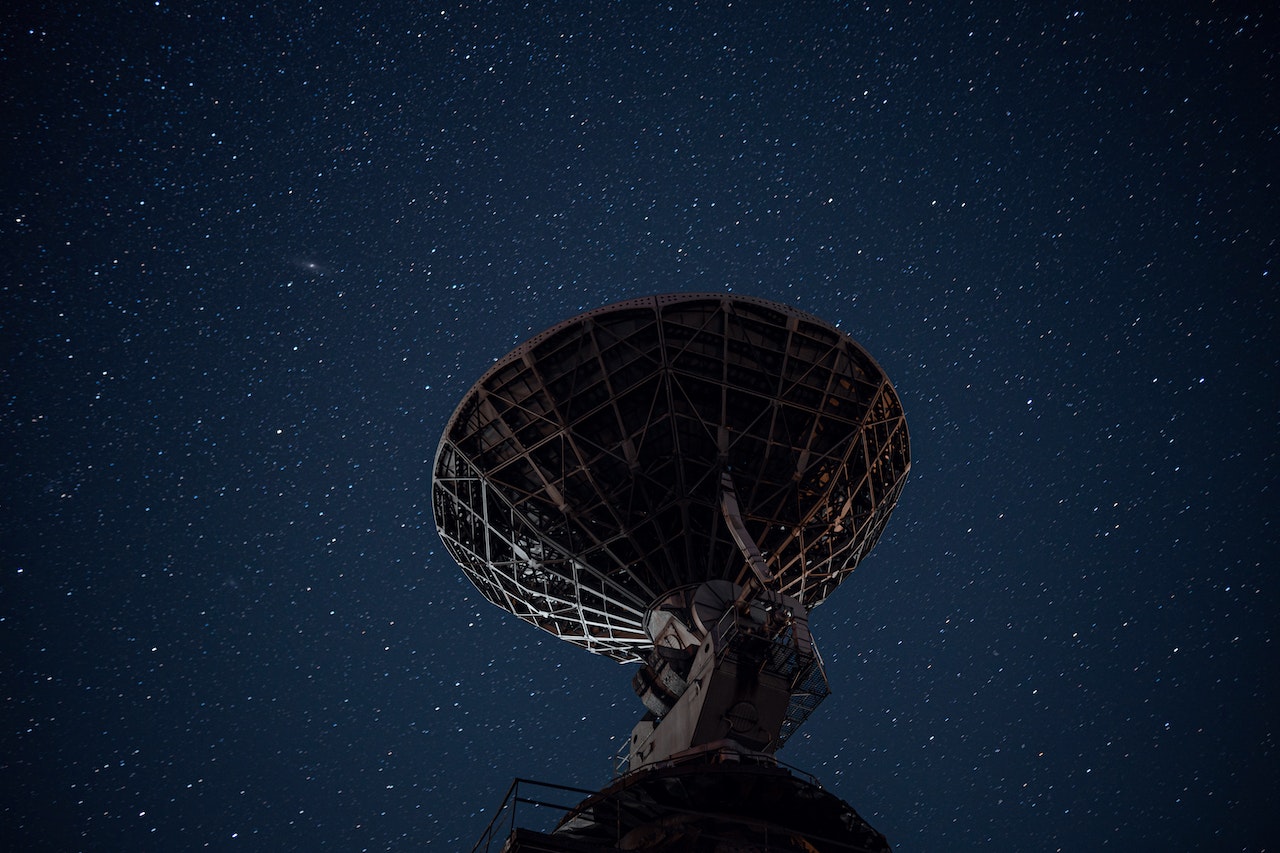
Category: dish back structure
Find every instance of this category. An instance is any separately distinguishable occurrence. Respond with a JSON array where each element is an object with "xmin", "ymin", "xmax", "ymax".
[{"xmin": 433, "ymin": 293, "xmax": 910, "ymax": 662}]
